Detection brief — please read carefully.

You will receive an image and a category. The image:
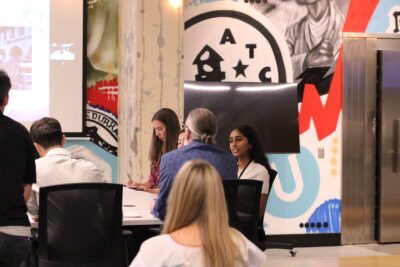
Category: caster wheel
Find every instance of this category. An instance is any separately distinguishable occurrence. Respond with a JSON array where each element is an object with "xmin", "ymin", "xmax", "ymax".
[{"xmin": 290, "ymin": 250, "xmax": 297, "ymax": 257}]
